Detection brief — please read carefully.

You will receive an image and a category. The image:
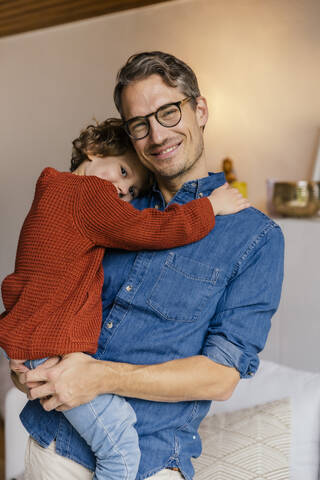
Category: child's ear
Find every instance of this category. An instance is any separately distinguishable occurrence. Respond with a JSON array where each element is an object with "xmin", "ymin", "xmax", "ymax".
[{"xmin": 195, "ymin": 96, "xmax": 209, "ymax": 129}]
